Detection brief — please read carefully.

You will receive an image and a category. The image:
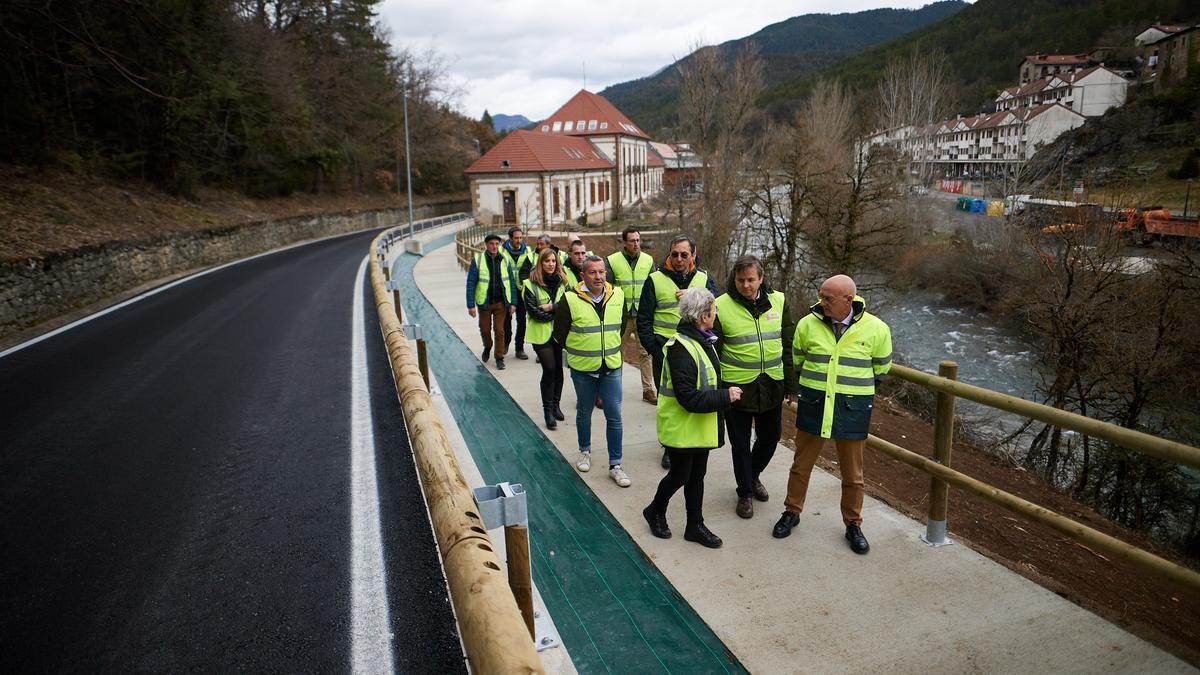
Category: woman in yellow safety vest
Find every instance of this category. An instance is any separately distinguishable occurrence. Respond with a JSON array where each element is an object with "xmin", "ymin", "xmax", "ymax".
[
  {"xmin": 643, "ymin": 287, "xmax": 742, "ymax": 549},
  {"xmin": 523, "ymin": 249, "xmax": 567, "ymax": 429}
]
